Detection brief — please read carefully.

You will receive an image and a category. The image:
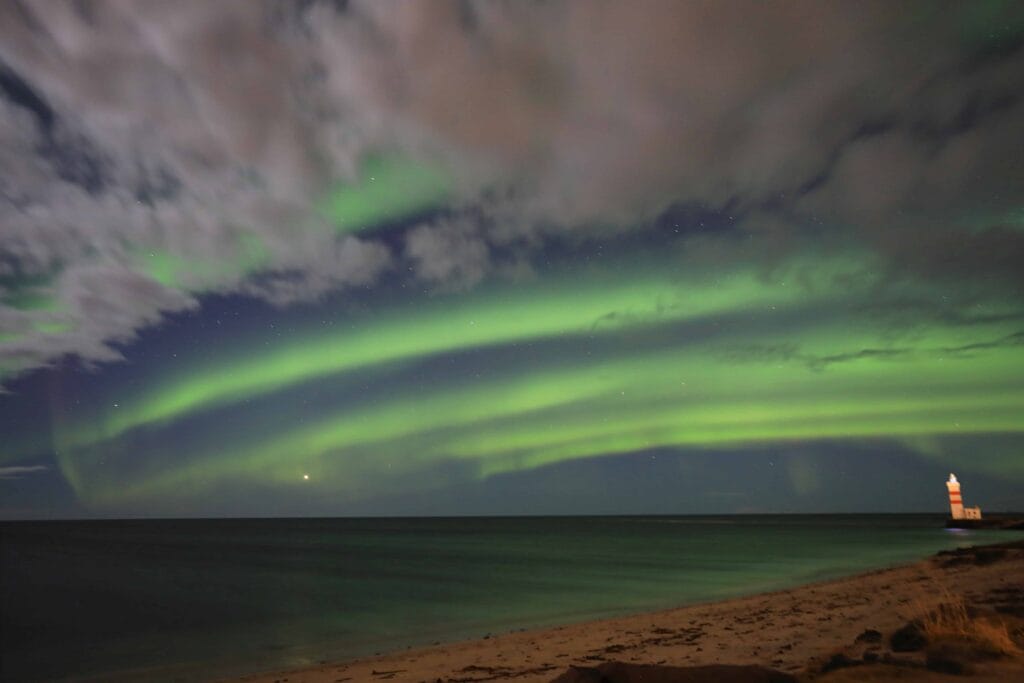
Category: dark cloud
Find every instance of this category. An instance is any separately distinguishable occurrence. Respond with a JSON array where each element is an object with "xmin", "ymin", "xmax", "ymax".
[
  {"xmin": 405, "ymin": 218, "xmax": 490, "ymax": 290},
  {"xmin": 0, "ymin": 464, "xmax": 48, "ymax": 479},
  {"xmin": 719, "ymin": 329, "xmax": 1024, "ymax": 372},
  {"xmin": 941, "ymin": 330, "xmax": 1024, "ymax": 355},
  {"xmin": 717, "ymin": 342, "xmax": 911, "ymax": 372},
  {"xmin": 1, "ymin": 0, "xmax": 1023, "ymax": 379},
  {"xmin": 0, "ymin": 58, "xmax": 54, "ymax": 134}
]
